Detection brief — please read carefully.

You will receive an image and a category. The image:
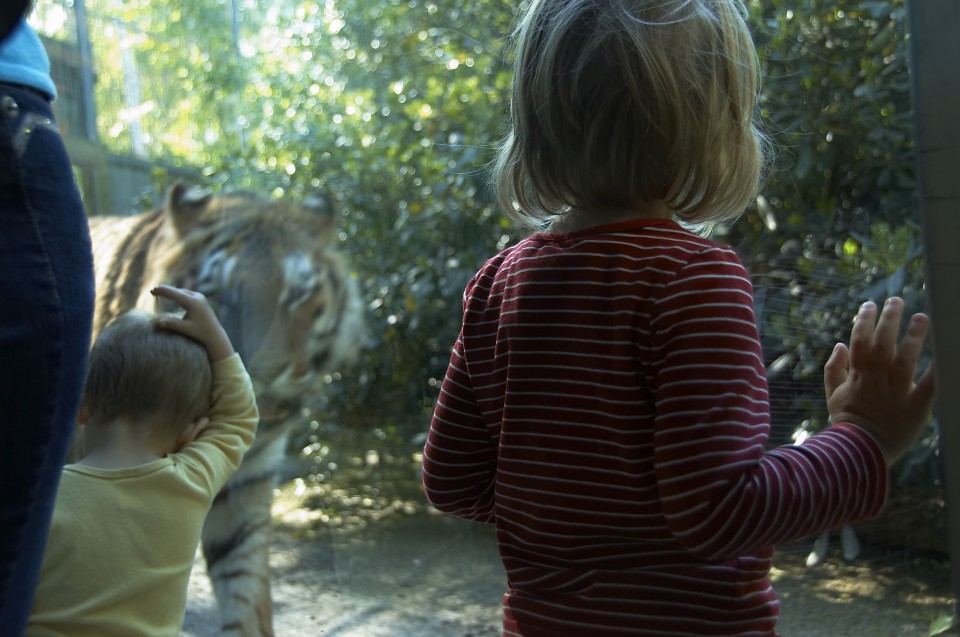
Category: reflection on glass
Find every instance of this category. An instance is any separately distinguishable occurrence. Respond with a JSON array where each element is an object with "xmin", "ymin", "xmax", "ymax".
[{"xmin": 27, "ymin": 0, "xmax": 951, "ymax": 635}]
